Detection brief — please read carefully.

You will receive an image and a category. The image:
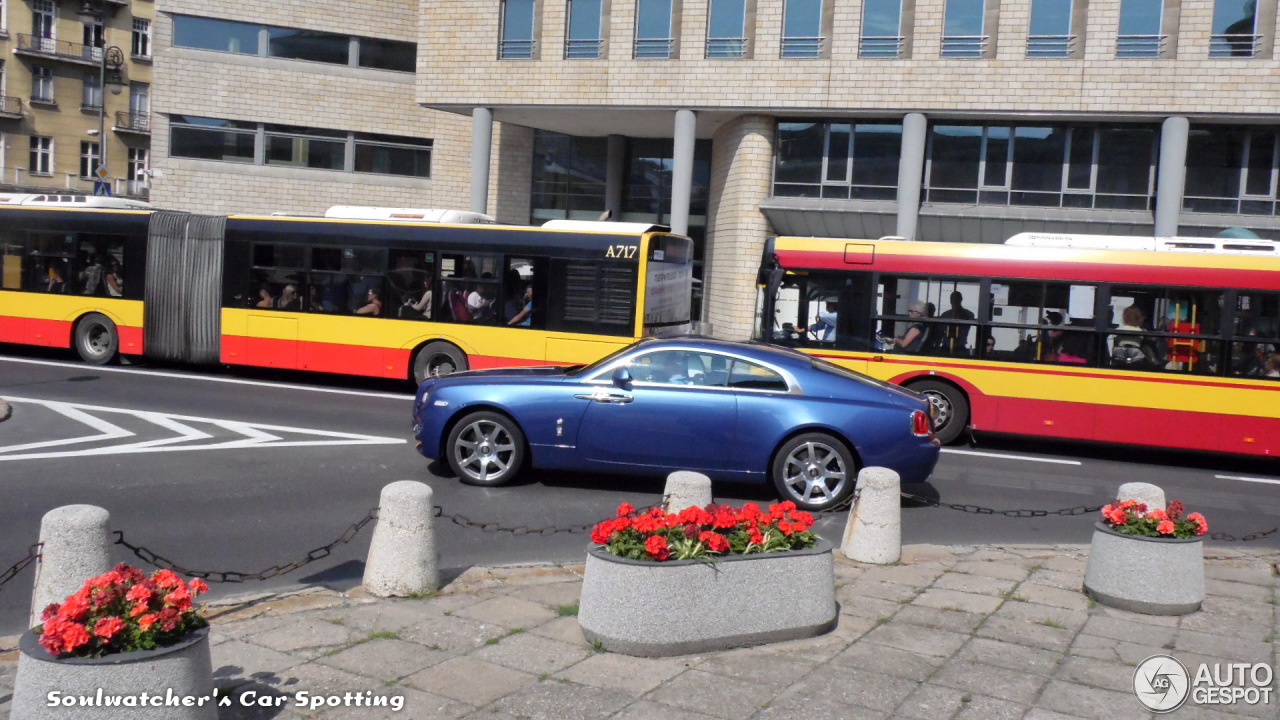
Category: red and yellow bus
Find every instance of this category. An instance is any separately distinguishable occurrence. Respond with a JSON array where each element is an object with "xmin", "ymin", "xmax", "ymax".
[
  {"xmin": 0, "ymin": 202, "xmax": 693, "ymax": 383},
  {"xmin": 759, "ymin": 235, "xmax": 1280, "ymax": 456}
]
